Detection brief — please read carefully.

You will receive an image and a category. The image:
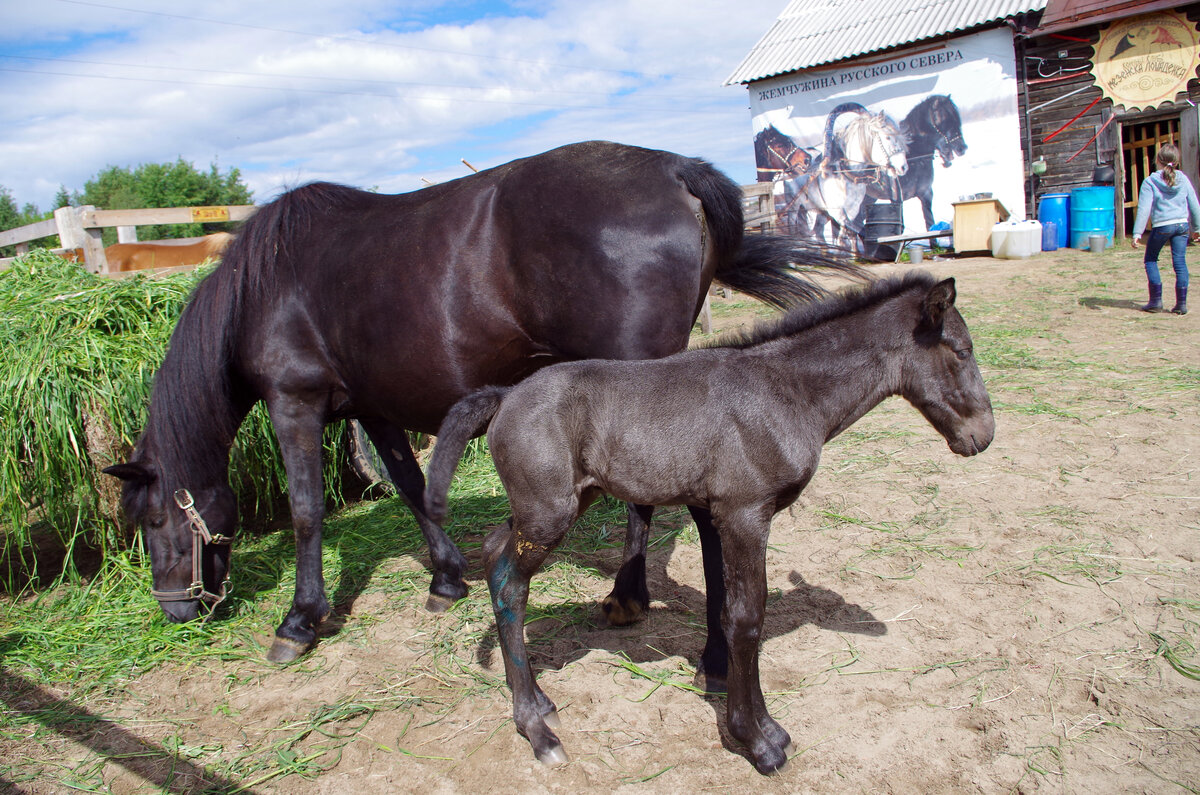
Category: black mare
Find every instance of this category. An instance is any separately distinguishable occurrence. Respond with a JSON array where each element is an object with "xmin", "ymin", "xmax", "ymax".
[
  {"xmin": 865, "ymin": 94, "xmax": 967, "ymax": 229},
  {"xmin": 103, "ymin": 141, "xmax": 858, "ymax": 663},
  {"xmin": 425, "ymin": 272, "xmax": 994, "ymax": 774}
]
